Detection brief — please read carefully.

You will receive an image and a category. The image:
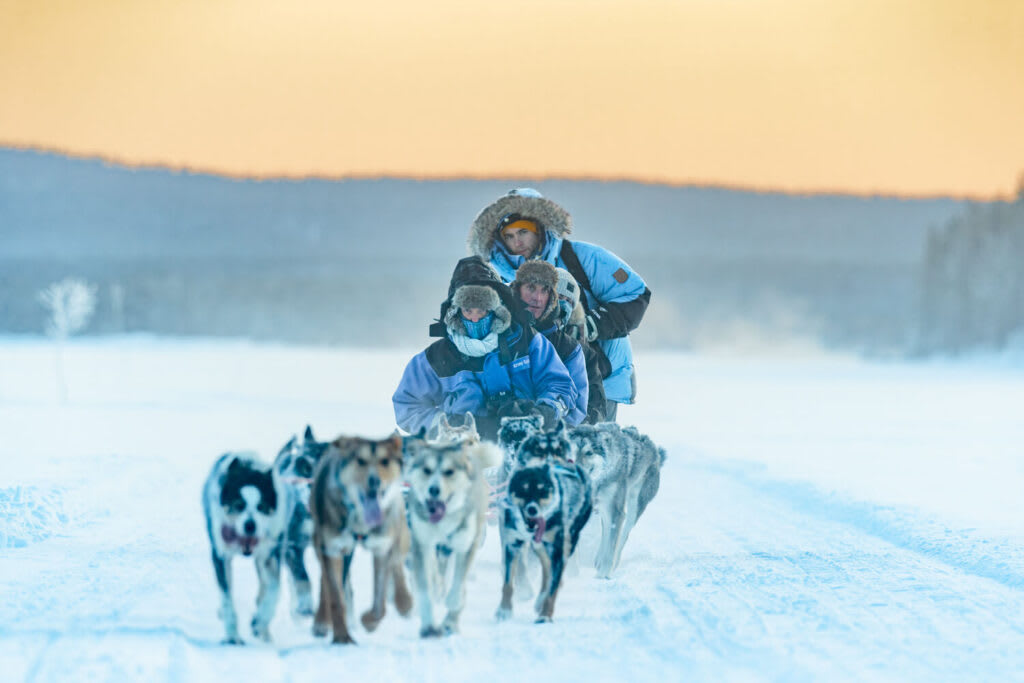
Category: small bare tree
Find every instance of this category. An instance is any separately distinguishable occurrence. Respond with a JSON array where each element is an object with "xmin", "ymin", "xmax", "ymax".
[{"xmin": 37, "ymin": 278, "xmax": 98, "ymax": 403}]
